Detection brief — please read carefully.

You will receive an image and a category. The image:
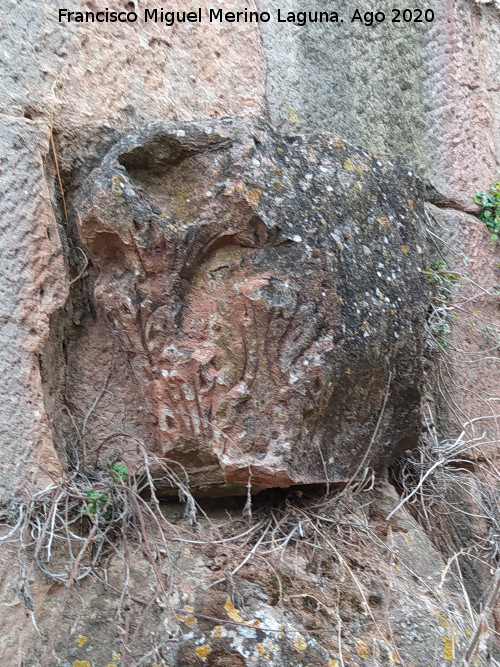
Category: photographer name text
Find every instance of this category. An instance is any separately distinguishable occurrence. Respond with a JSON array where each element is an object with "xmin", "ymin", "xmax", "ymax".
[{"xmin": 58, "ymin": 7, "xmax": 436, "ymax": 27}]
